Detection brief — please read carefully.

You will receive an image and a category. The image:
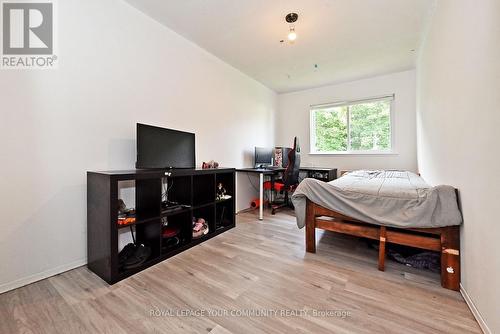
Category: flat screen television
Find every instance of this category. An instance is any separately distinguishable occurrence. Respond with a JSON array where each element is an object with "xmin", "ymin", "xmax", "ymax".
[{"xmin": 136, "ymin": 123, "xmax": 195, "ymax": 169}]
